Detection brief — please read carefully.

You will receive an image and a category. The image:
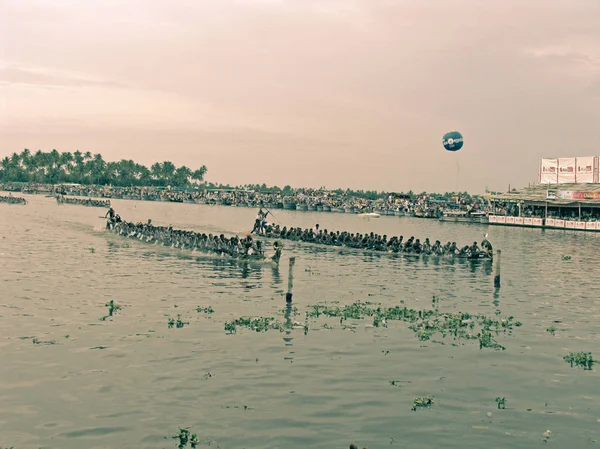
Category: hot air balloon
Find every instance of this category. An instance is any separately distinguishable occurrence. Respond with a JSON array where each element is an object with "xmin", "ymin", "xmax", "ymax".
[{"xmin": 442, "ymin": 131, "xmax": 464, "ymax": 152}]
